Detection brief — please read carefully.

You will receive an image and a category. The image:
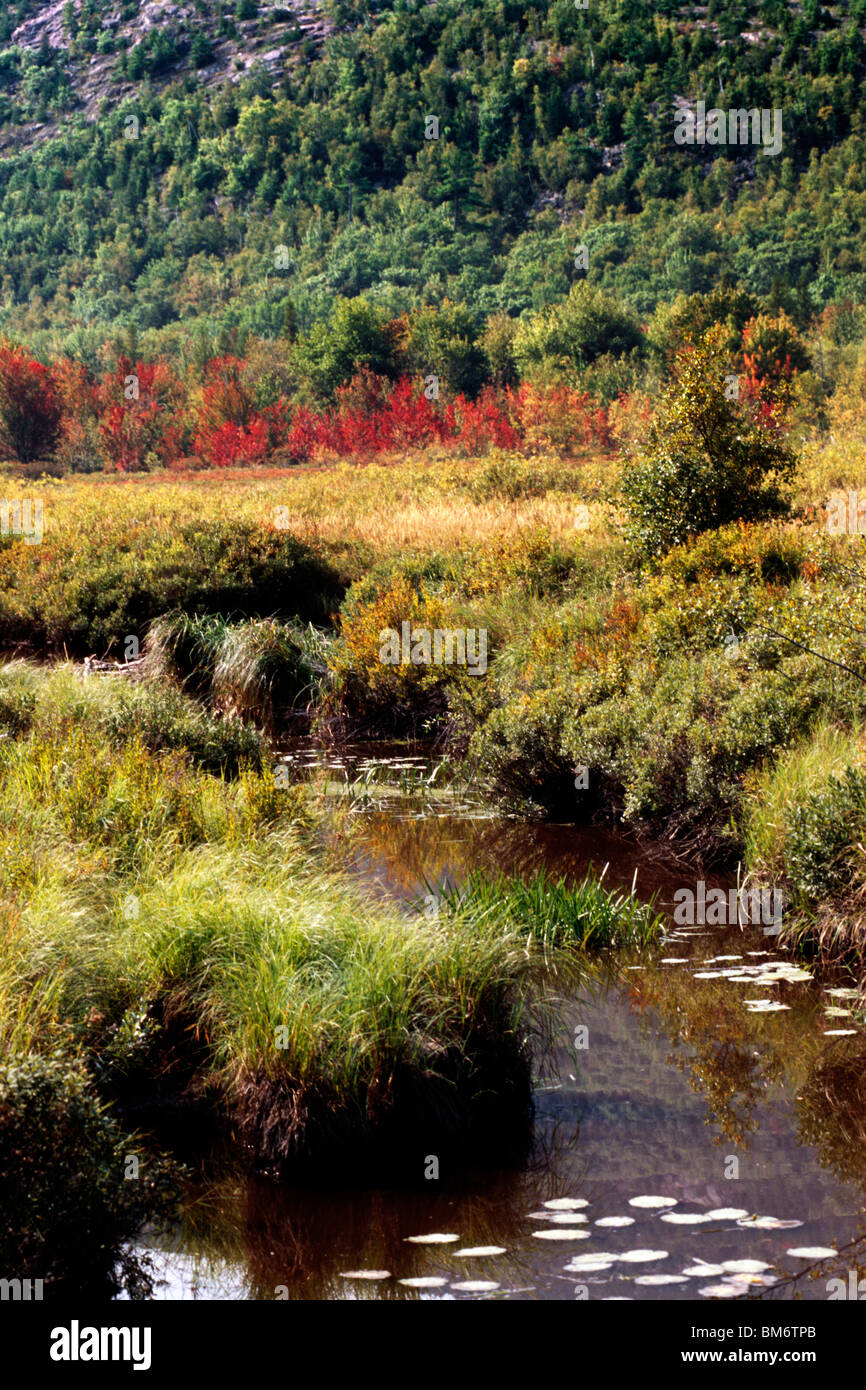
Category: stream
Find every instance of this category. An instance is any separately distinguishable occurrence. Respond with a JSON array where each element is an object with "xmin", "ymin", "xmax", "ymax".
[{"xmin": 123, "ymin": 746, "xmax": 866, "ymax": 1302}]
